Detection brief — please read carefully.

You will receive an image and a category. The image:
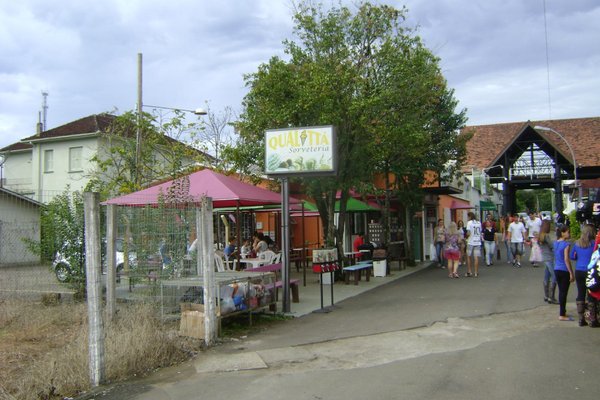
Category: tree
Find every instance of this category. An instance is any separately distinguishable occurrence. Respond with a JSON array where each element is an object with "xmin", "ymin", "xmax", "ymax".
[
  {"xmin": 224, "ymin": 1, "xmax": 467, "ymax": 258},
  {"xmin": 87, "ymin": 110, "xmax": 210, "ymax": 199},
  {"xmin": 25, "ymin": 189, "xmax": 87, "ymax": 297},
  {"xmin": 191, "ymin": 103, "xmax": 238, "ymax": 170}
]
